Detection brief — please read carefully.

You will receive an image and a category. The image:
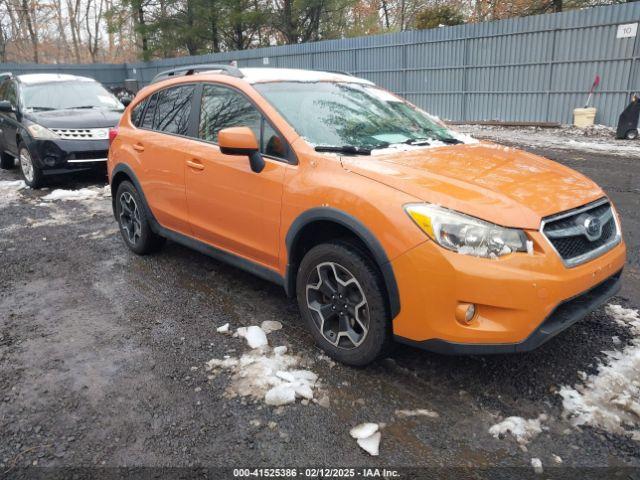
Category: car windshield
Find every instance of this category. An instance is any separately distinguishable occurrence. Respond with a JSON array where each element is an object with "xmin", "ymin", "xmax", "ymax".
[
  {"xmin": 21, "ymin": 81, "xmax": 124, "ymax": 111},
  {"xmin": 253, "ymin": 81, "xmax": 464, "ymax": 150}
]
